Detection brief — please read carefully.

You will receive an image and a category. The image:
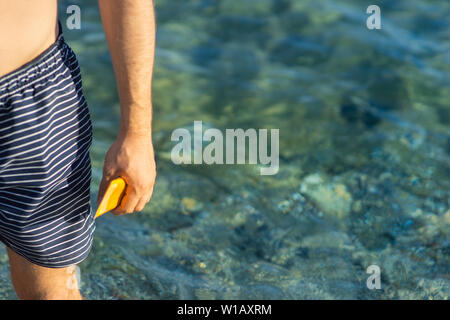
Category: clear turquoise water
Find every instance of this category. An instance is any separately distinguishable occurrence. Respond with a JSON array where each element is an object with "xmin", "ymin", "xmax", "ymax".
[{"xmin": 0, "ymin": 0, "xmax": 449, "ymax": 299}]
